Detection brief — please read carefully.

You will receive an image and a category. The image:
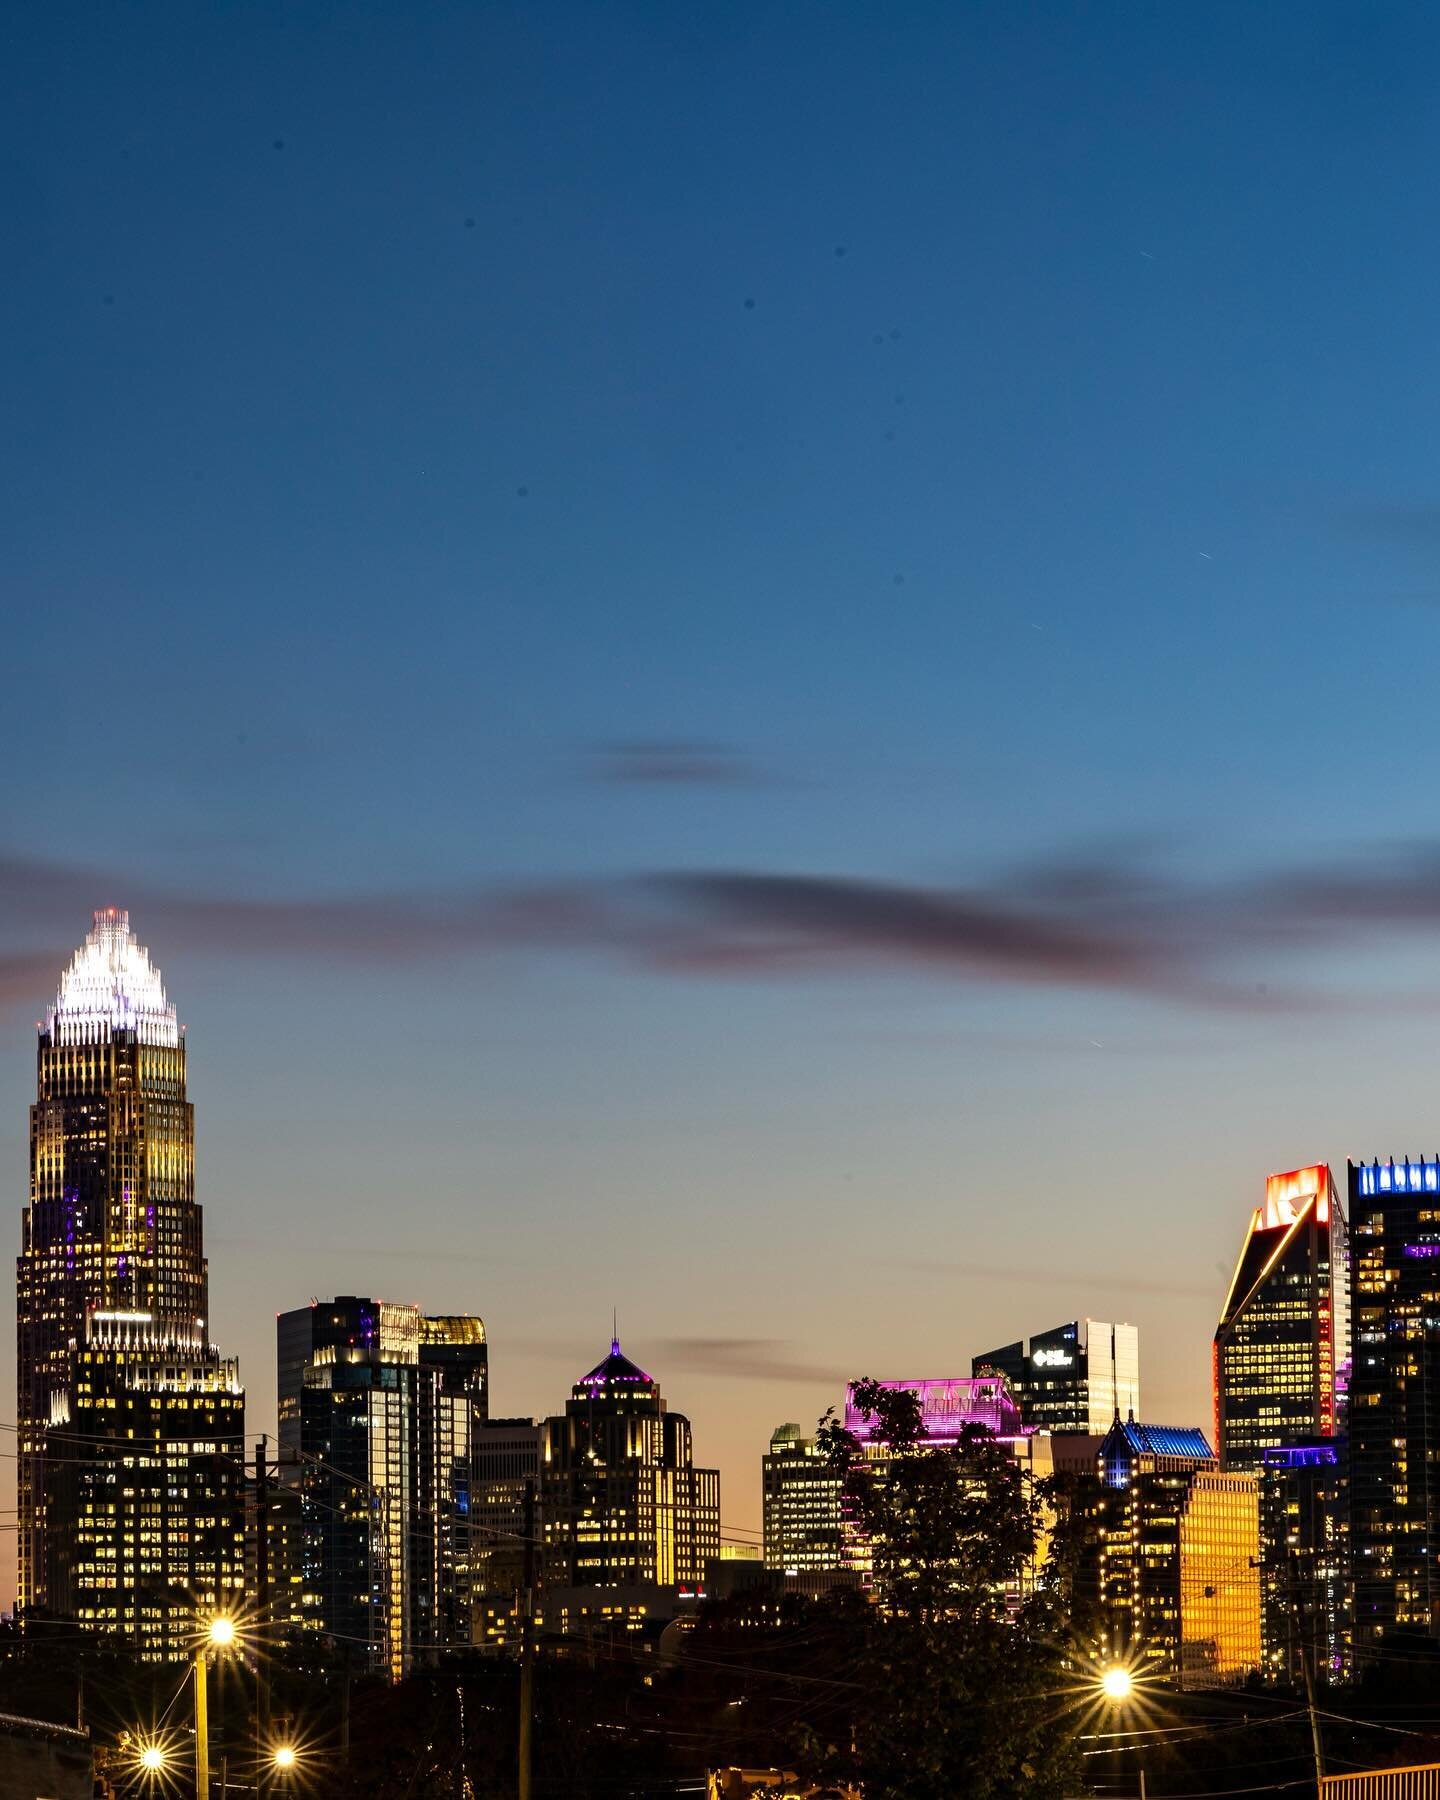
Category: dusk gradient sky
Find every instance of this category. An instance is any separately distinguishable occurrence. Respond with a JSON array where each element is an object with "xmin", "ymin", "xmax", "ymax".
[{"xmin": 8, "ymin": 1, "xmax": 1440, "ymax": 1598}]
